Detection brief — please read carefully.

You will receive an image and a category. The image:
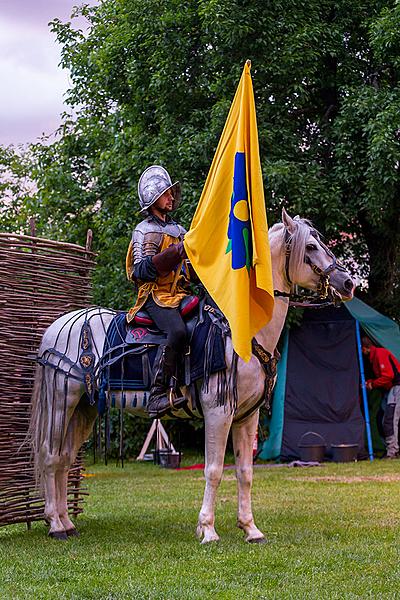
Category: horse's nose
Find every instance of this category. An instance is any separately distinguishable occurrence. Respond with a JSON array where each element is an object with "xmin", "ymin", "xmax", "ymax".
[{"xmin": 344, "ymin": 278, "xmax": 354, "ymax": 292}]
